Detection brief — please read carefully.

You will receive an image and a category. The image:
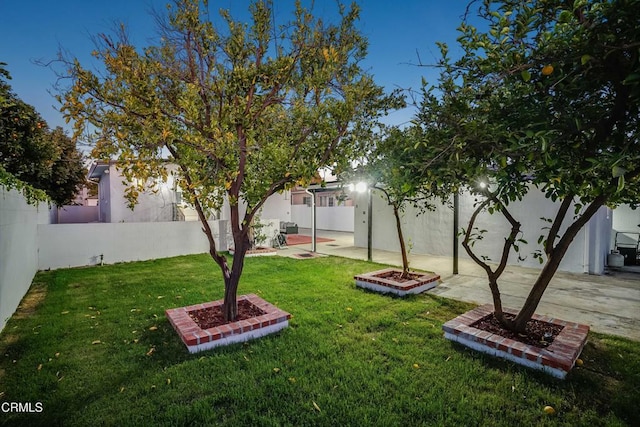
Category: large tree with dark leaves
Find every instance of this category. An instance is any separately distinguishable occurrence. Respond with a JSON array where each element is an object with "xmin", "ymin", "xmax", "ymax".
[
  {"xmin": 1, "ymin": 63, "xmax": 86, "ymax": 205},
  {"xmin": 417, "ymin": 0, "xmax": 639, "ymax": 332}
]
